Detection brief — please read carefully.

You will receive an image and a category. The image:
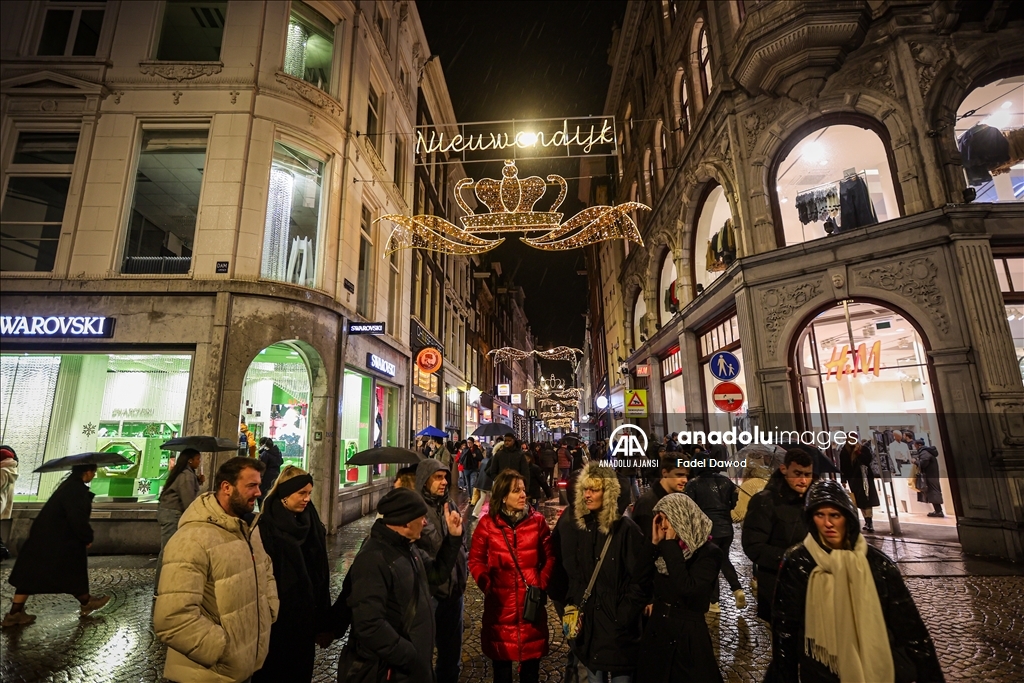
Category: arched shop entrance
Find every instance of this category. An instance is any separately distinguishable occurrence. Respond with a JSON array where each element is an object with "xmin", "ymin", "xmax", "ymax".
[
  {"xmin": 792, "ymin": 301, "xmax": 956, "ymax": 528},
  {"xmin": 240, "ymin": 342, "xmax": 314, "ymax": 470}
]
